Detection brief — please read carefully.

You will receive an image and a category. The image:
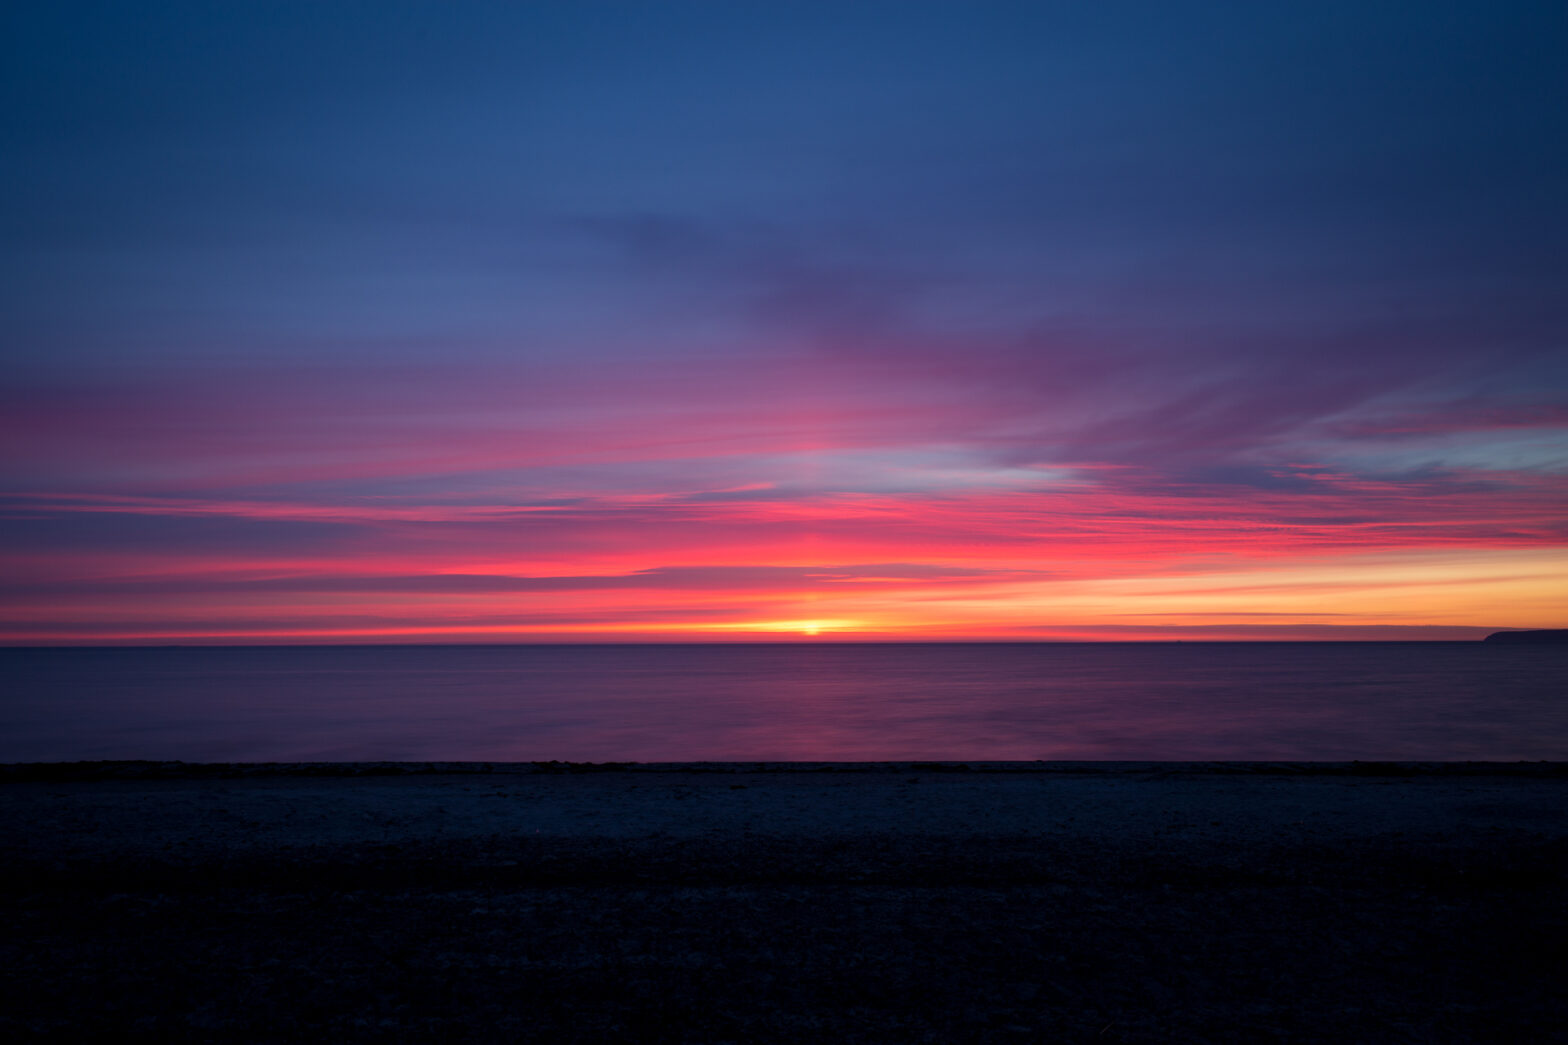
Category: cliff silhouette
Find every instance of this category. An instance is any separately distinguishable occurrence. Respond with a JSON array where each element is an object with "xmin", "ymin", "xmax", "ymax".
[{"xmin": 1484, "ymin": 629, "xmax": 1568, "ymax": 644}]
